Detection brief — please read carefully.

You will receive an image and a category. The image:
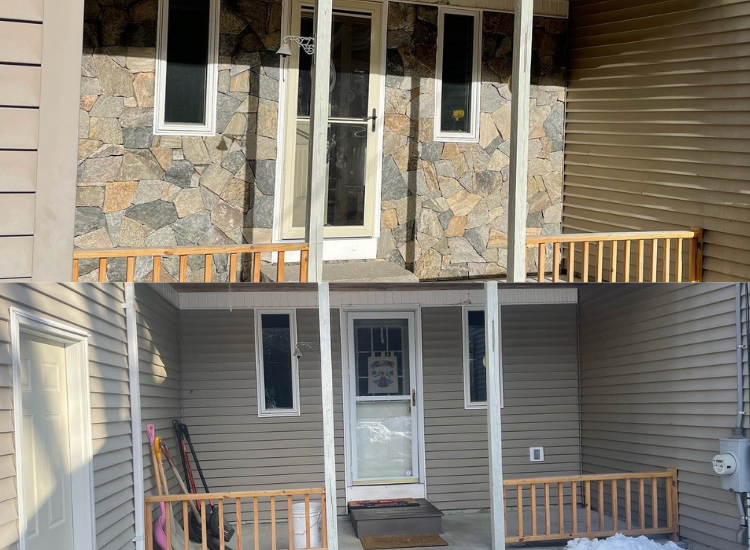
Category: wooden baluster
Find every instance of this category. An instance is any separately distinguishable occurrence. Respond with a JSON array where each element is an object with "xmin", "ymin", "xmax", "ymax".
[
  {"xmin": 538, "ymin": 244, "xmax": 545, "ymax": 283},
  {"xmin": 530, "ymin": 483, "xmax": 537, "ymax": 536},
  {"xmin": 288, "ymin": 495, "xmax": 294, "ymax": 550},
  {"xmin": 650, "ymin": 239, "xmax": 658, "ymax": 282},
  {"xmin": 669, "ymin": 469, "xmax": 679, "ymax": 541},
  {"xmin": 571, "ymin": 482, "xmax": 577, "ymax": 534},
  {"xmin": 568, "ymin": 242, "xmax": 576, "ymax": 282},
  {"xmin": 254, "ymin": 497, "xmax": 260, "ymax": 550},
  {"xmin": 253, "ymin": 252, "xmax": 262, "ymax": 282},
  {"xmin": 639, "ymin": 478, "xmax": 646, "ymax": 529},
  {"xmin": 623, "ymin": 241, "xmax": 631, "ymax": 282},
  {"xmin": 126, "ymin": 256, "xmax": 135, "ymax": 281},
  {"xmin": 544, "ymin": 483, "xmax": 551, "ymax": 535},
  {"xmin": 145, "ymin": 502, "xmax": 153, "ymax": 550},
  {"xmin": 277, "ymin": 251, "xmax": 285, "ymax": 283},
  {"xmin": 651, "ymin": 477, "xmax": 658, "ymax": 528},
  {"xmin": 611, "ymin": 479, "xmax": 618, "ymax": 532},
  {"xmin": 637, "ymin": 240, "xmax": 645, "ymax": 282},
  {"xmin": 183, "ymin": 501, "xmax": 190, "ymax": 550},
  {"xmin": 305, "ymin": 494, "xmax": 311, "ymax": 548},
  {"xmin": 236, "ymin": 498, "xmax": 243, "ymax": 550},
  {"xmin": 694, "ymin": 227, "xmax": 704, "ymax": 282},
  {"xmin": 229, "ymin": 253, "xmax": 238, "ymax": 283},
  {"xmin": 218, "ymin": 499, "xmax": 225, "ymax": 550},
  {"xmin": 665, "ymin": 475, "xmax": 673, "ymax": 531},
  {"xmin": 201, "ymin": 500, "xmax": 208, "ymax": 550},
  {"xmin": 299, "ymin": 250, "xmax": 309, "ymax": 283},
  {"xmin": 676, "ymin": 239, "xmax": 683, "ymax": 282},
  {"xmin": 558, "ymin": 481, "xmax": 564, "ymax": 534},
  {"xmin": 153, "ymin": 256, "xmax": 161, "ymax": 282},
  {"xmin": 72, "ymin": 258, "xmax": 80, "ymax": 282},
  {"xmin": 517, "ymin": 484, "xmax": 524, "ymax": 538},
  {"xmin": 203, "ymin": 254, "xmax": 212, "ymax": 282},
  {"xmin": 625, "ymin": 479, "xmax": 632, "ymax": 530},
  {"xmin": 609, "ymin": 241, "xmax": 618, "ymax": 282},
  {"xmin": 99, "ymin": 258, "xmax": 107, "ymax": 282},
  {"xmin": 271, "ymin": 495, "xmax": 277, "ymax": 550},
  {"xmin": 596, "ymin": 241, "xmax": 604, "ymax": 282},
  {"xmin": 585, "ymin": 481, "xmax": 591, "ymax": 533},
  {"xmin": 321, "ymin": 493, "xmax": 327, "ymax": 548},
  {"xmin": 582, "ymin": 242, "xmax": 590, "ymax": 282},
  {"xmin": 663, "ymin": 238, "xmax": 671, "ymax": 282},
  {"xmin": 598, "ymin": 481, "xmax": 604, "ymax": 531},
  {"xmin": 179, "ymin": 255, "xmax": 188, "ymax": 282},
  {"xmin": 553, "ymin": 242, "xmax": 561, "ymax": 282}
]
